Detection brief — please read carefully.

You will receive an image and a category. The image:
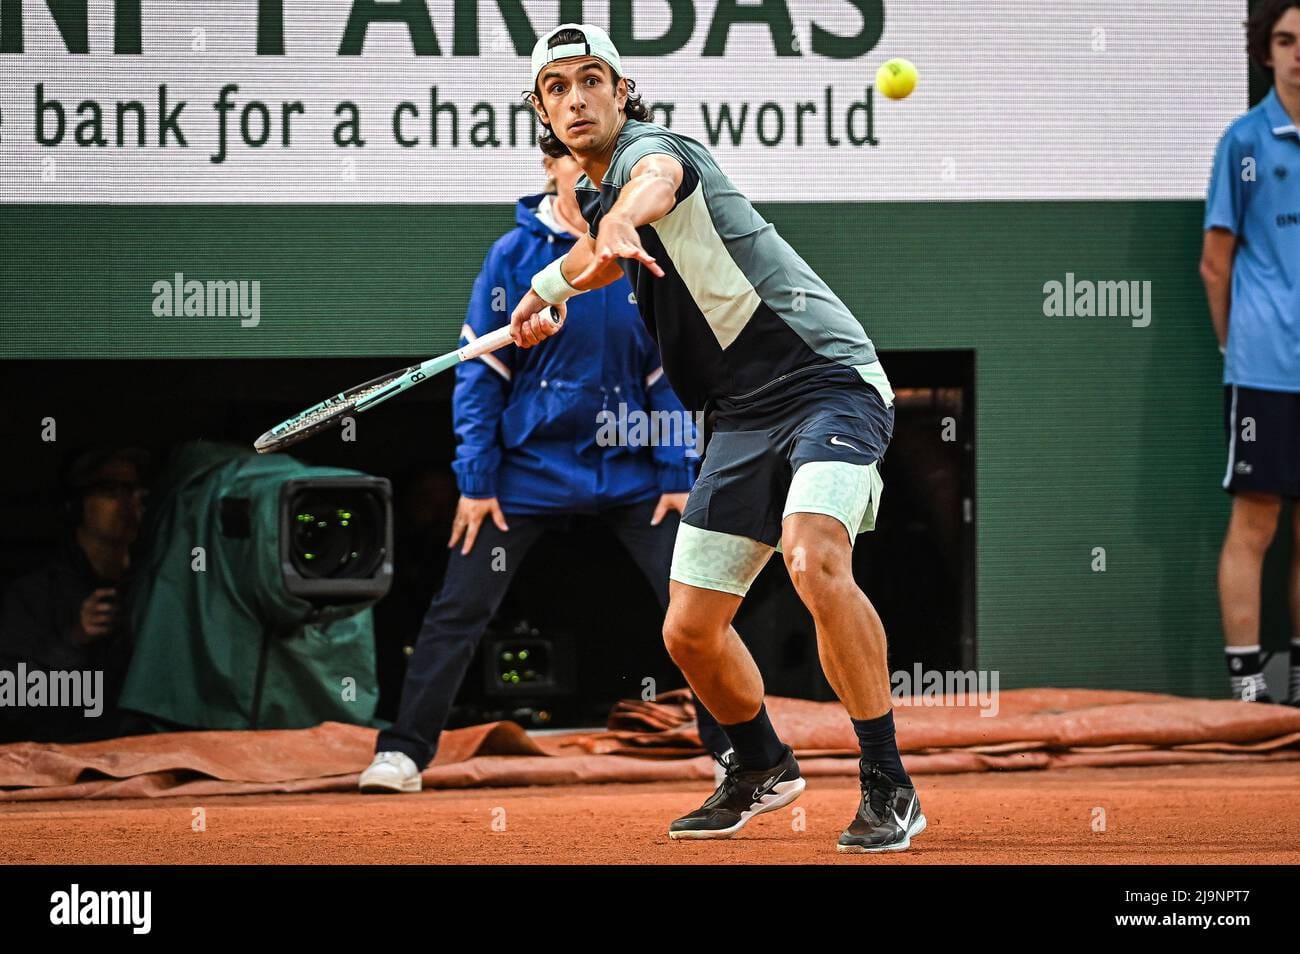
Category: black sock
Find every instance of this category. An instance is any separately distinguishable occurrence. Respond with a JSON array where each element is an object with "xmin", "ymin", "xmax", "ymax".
[
  {"xmin": 694, "ymin": 698, "xmax": 732, "ymax": 759},
  {"xmin": 852, "ymin": 710, "xmax": 911, "ymax": 787},
  {"xmin": 1225, "ymin": 645, "xmax": 1269, "ymax": 701},
  {"xmin": 1290, "ymin": 638, "xmax": 1300, "ymax": 704},
  {"xmin": 720, "ymin": 703, "xmax": 786, "ymax": 770}
]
